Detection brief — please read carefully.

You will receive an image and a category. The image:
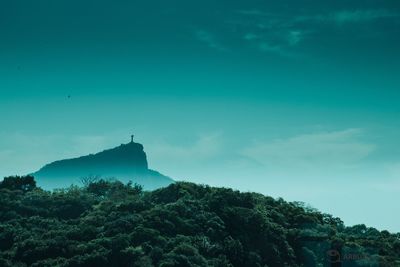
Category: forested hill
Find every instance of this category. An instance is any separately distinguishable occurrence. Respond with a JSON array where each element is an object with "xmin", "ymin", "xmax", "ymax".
[{"xmin": 0, "ymin": 176, "xmax": 399, "ymax": 267}]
